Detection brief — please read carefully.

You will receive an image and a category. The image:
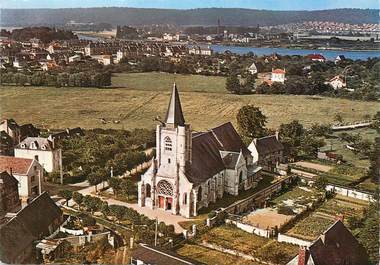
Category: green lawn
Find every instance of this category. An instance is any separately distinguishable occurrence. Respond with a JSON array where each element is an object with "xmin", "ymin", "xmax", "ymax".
[
  {"xmin": 1, "ymin": 73, "xmax": 379, "ymax": 131},
  {"xmin": 323, "ymin": 128, "xmax": 379, "ymax": 168},
  {"xmin": 271, "ymin": 186, "xmax": 323, "ymax": 211}
]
